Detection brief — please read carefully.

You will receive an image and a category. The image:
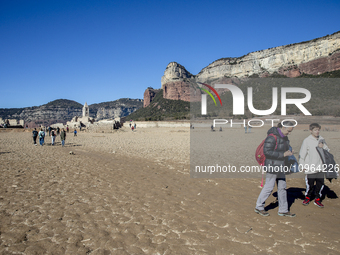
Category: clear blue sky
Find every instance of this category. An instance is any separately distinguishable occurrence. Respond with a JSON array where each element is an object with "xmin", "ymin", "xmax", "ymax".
[{"xmin": 1, "ymin": 0, "xmax": 339, "ymax": 108}]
